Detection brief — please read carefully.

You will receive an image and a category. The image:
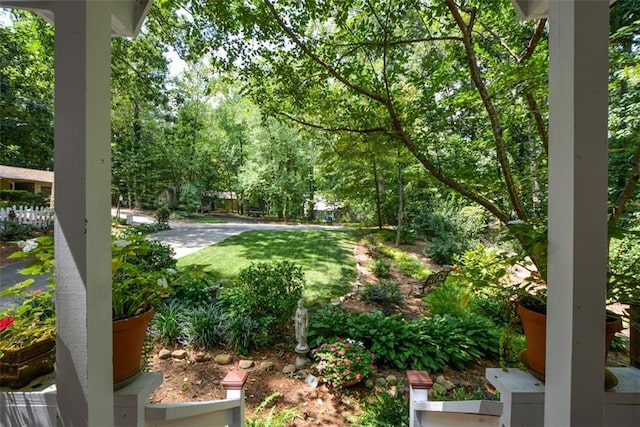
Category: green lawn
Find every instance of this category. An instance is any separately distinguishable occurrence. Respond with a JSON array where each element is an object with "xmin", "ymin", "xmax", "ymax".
[{"xmin": 177, "ymin": 229, "xmax": 359, "ymax": 304}]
